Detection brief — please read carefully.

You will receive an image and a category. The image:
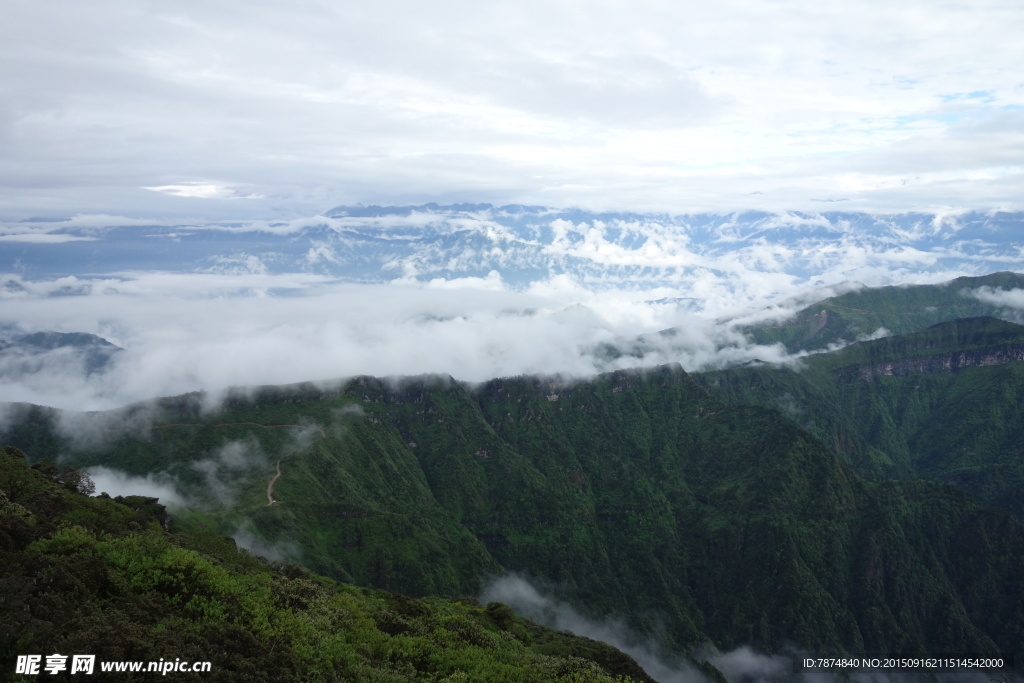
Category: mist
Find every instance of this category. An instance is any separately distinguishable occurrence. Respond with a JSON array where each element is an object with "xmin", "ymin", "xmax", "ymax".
[
  {"xmin": 481, "ymin": 576, "xmax": 1022, "ymax": 683},
  {"xmin": 0, "ymin": 274, "xmax": 1001, "ymax": 413},
  {"xmin": 86, "ymin": 466, "xmax": 188, "ymax": 507},
  {"xmin": 481, "ymin": 574, "xmax": 707, "ymax": 683},
  {"xmin": 1, "ymin": 208, "xmax": 1022, "ymax": 412},
  {"xmin": 0, "ymin": 277, "xmax": 796, "ymax": 412},
  {"xmin": 231, "ymin": 521, "xmax": 302, "ymax": 565}
]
